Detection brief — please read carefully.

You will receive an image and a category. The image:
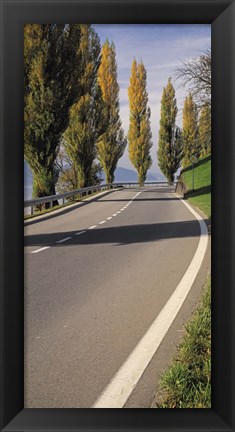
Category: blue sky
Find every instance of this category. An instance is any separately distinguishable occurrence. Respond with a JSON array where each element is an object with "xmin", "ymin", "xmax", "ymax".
[{"xmin": 93, "ymin": 24, "xmax": 211, "ymax": 174}]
